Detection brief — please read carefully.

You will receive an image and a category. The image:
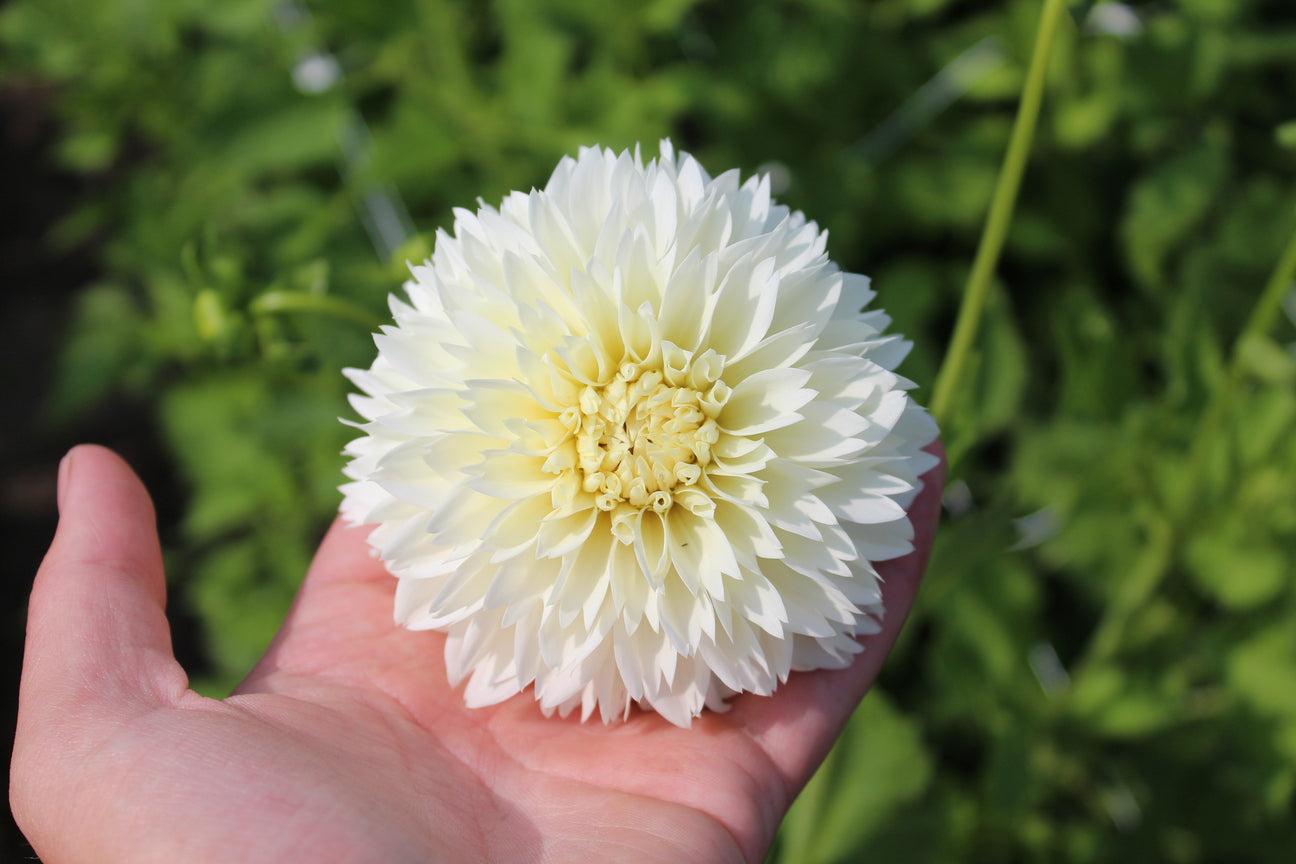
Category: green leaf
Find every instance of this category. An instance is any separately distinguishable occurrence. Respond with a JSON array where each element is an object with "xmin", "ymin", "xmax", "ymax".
[
  {"xmin": 776, "ymin": 691, "xmax": 933, "ymax": 864},
  {"xmin": 1066, "ymin": 665, "xmax": 1183, "ymax": 738},
  {"xmin": 217, "ymin": 100, "xmax": 350, "ymax": 177},
  {"xmin": 44, "ymin": 284, "xmax": 146, "ymax": 422},
  {"xmin": 1276, "ymin": 121, "xmax": 1296, "ymax": 150},
  {"xmin": 1236, "ymin": 333, "xmax": 1296, "ymax": 386},
  {"xmin": 1121, "ymin": 135, "xmax": 1229, "ymax": 291},
  {"xmin": 57, "ymin": 129, "xmax": 118, "ymax": 171},
  {"xmin": 188, "ymin": 537, "xmax": 300, "ymax": 682},
  {"xmin": 1185, "ymin": 515, "xmax": 1290, "ymax": 611},
  {"xmin": 1229, "ymin": 625, "xmax": 1296, "ymax": 718}
]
